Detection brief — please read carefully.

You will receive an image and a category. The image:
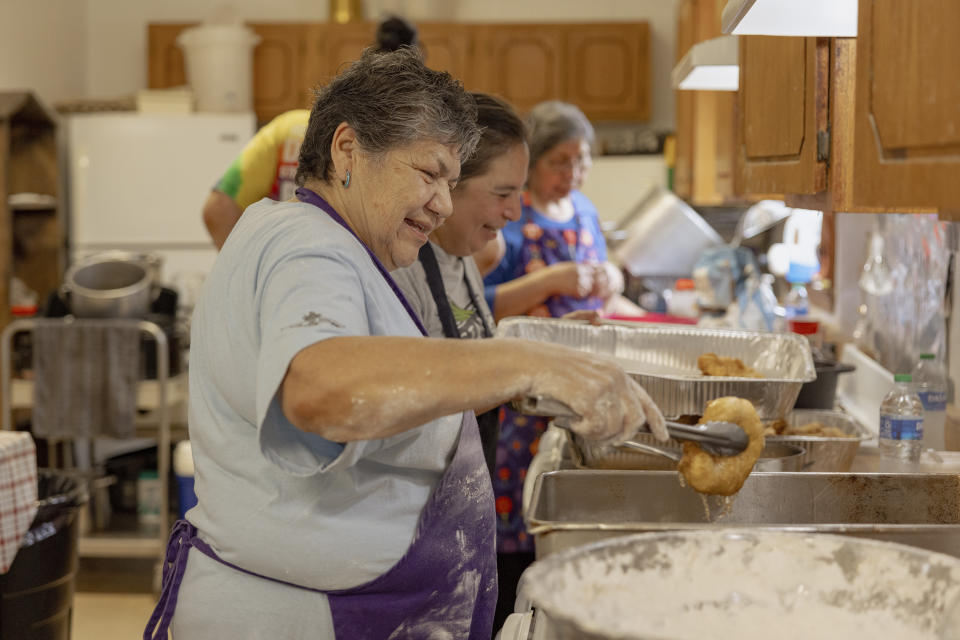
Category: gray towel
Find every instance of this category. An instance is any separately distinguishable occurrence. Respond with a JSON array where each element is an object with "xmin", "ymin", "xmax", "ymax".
[{"xmin": 31, "ymin": 319, "xmax": 140, "ymax": 439}]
